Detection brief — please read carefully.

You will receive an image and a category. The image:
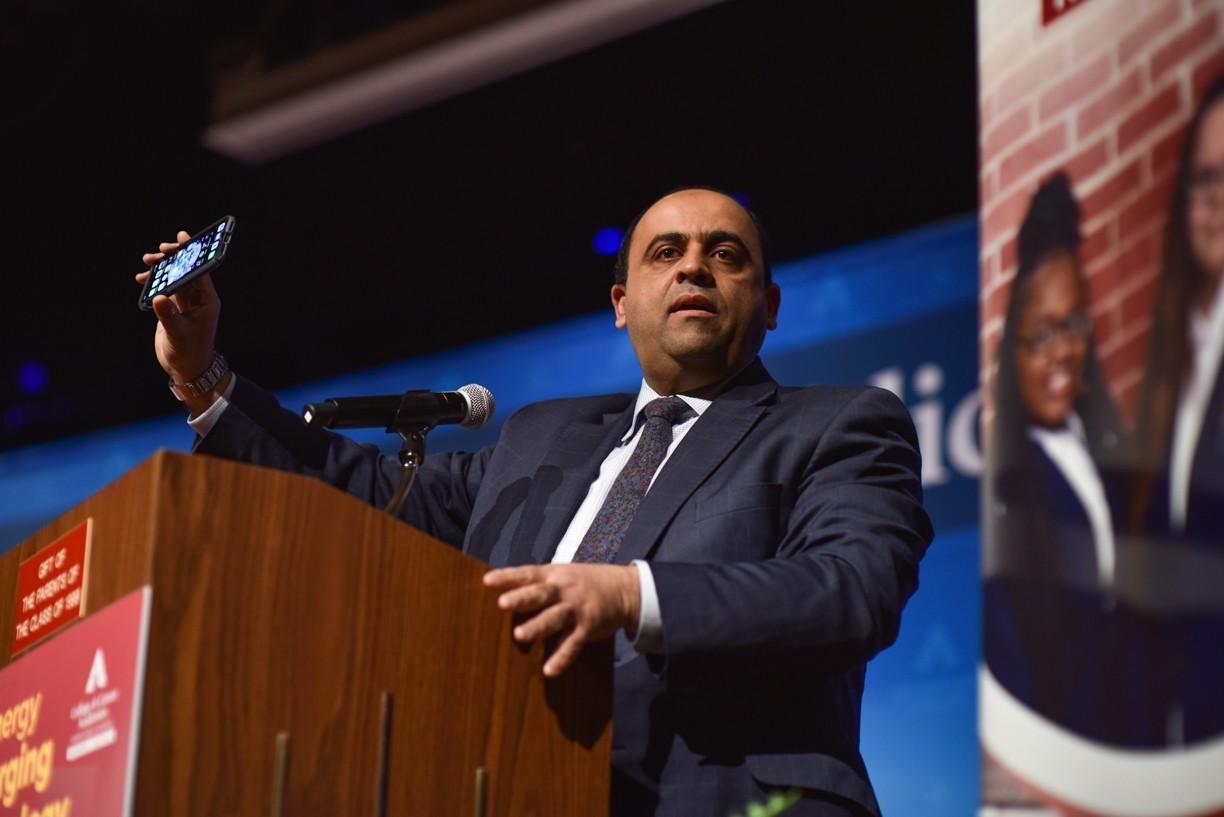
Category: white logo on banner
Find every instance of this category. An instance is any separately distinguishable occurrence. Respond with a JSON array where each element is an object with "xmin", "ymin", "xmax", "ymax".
[
  {"xmin": 69, "ymin": 648, "xmax": 120, "ymax": 761},
  {"xmin": 85, "ymin": 648, "xmax": 108, "ymax": 695},
  {"xmin": 870, "ymin": 363, "xmax": 982, "ymax": 486}
]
